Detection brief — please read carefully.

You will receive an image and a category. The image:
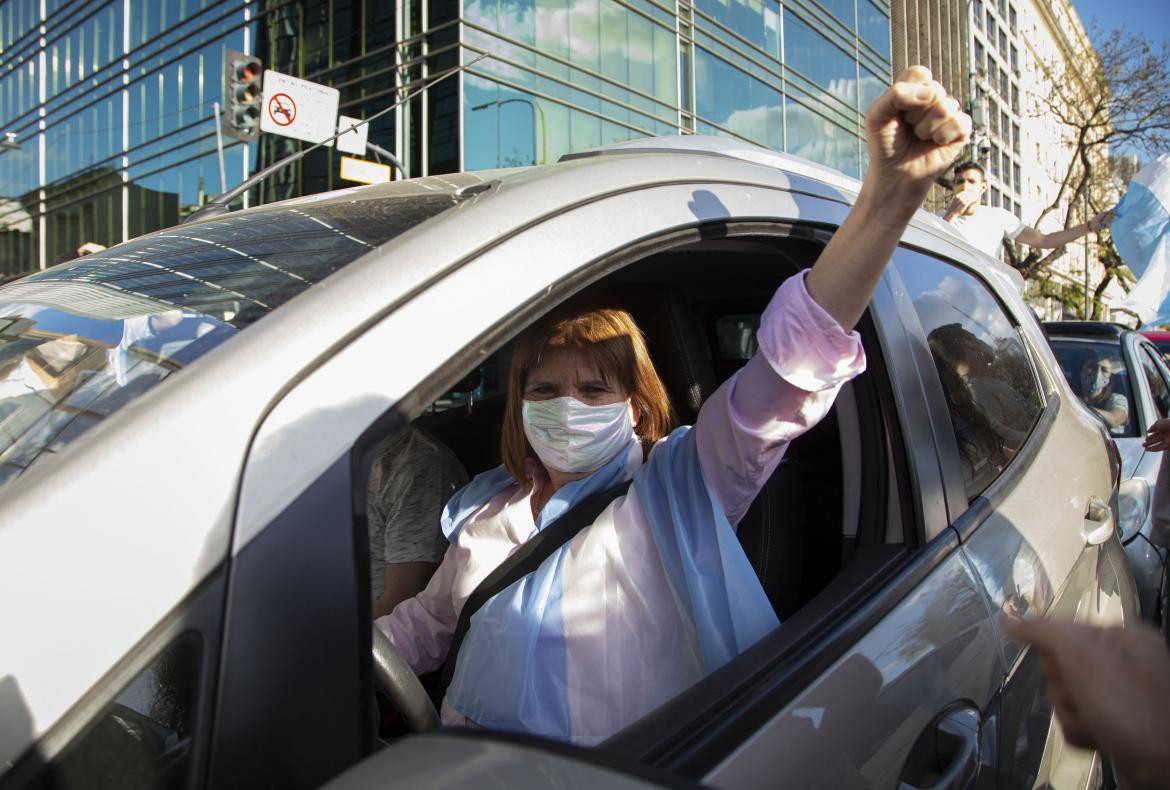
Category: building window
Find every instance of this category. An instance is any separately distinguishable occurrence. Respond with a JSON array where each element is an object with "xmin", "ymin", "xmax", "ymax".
[
  {"xmin": 990, "ymin": 107, "xmax": 999, "ymax": 136},
  {"xmin": 1011, "ymin": 84, "xmax": 1019, "ymax": 113},
  {"xmin": 997, "ymin": 0, "xmax": 1006, "ymax": 16},
  {"xmin": 986, "ymin": 13, "xmax": 996, "ymax": 39},
  {"xmin": 1001, "ymin": 110, "xmax": 1010, "ymax": 138},
  {"xmin": 975, "ymin": 40, "xmax": 985, "ymax": 70},
  {"xmin": 1000, "ymin": 70, "xmax": 1009, "ymax": 96},
  {"xmin": 1010, "ymin": 44, "xmax": 1018, "ymax": 72},
  {"xmin": 1014, "ymin": 163, "xmax": 1021, "ymax": 189},
  {"xmin": 1013, "ymin": 123, "xmax": 1020, "ymax": 152},
  {"xmin": 998, "ymin": 30, "xmax": 1007, "ymax": 56},
  {"xmin": 1002, "ymin": 152, "xmax": 1011, "ymax": 184},
  {"xmin": 991, "ymin": 186, "xmax": 1001, "ymax": 206},
  {"xmin": 1009, "ymin": 6, "xmax": 1017, "ymax": 31},
  {"xmin": 974, "ymin": 0, "xmax": 983, "ymax": 27}
]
